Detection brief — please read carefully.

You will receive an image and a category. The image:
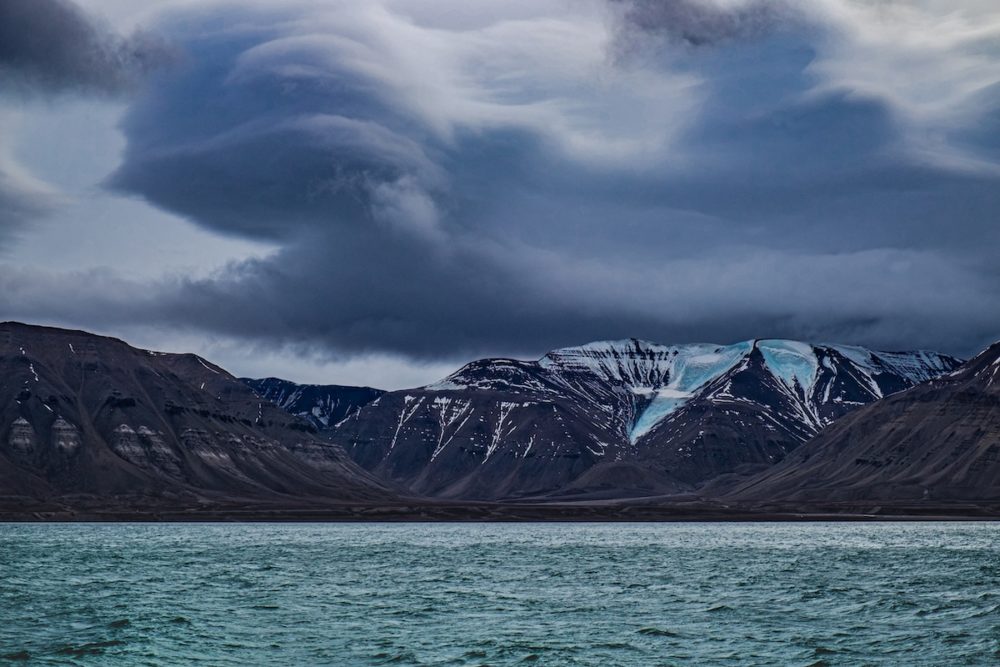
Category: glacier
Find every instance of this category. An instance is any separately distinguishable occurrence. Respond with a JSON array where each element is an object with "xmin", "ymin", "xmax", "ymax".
[{"xmin": 442, "ymin": 337, "xmax": 962, "ymax": 442}]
